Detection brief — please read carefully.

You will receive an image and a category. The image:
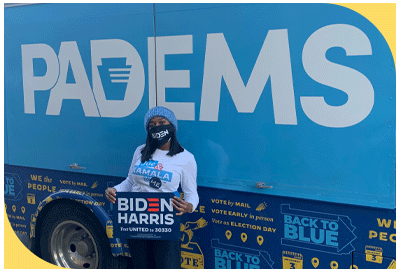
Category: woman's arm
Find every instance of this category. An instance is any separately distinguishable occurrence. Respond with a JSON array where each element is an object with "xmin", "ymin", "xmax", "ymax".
[{"xmin": 174, "ymin": 154, "xmax": 199, "ymax": 214}]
